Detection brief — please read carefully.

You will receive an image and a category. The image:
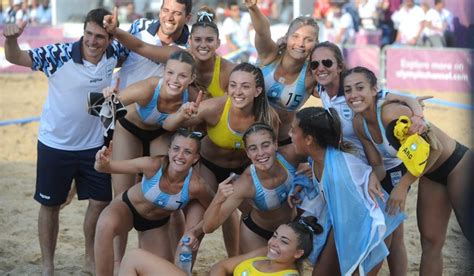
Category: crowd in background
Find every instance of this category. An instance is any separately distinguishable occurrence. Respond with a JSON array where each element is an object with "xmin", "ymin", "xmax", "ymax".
[
  {"xmin": 0, "ymin": 0, "xmax": 456, "ymax": 49},
  {"xmin": 1, "ymin": 0, "xmax": 51, "ymax": 25}
]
